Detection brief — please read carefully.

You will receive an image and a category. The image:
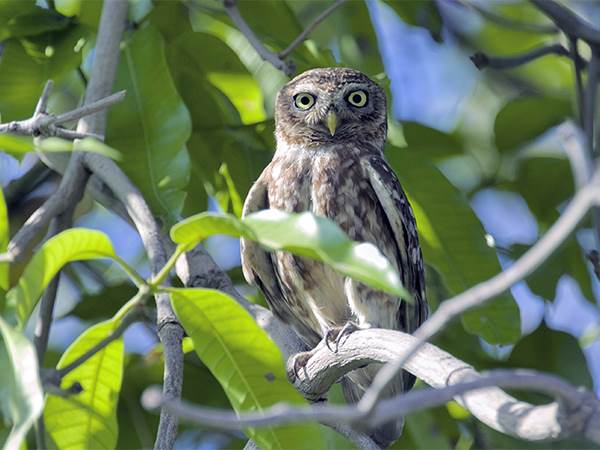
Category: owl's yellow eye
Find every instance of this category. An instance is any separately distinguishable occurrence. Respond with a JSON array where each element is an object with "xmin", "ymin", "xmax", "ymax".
[
  {"xmin": 294, "ymin": 93, "xmax": 316, "ymax": 110},
  {"xmin": 347, "ymin": 90, "xmax": 368, "ymax": 107}
]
